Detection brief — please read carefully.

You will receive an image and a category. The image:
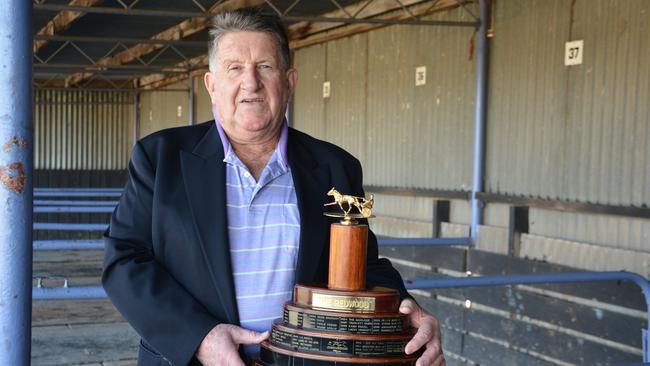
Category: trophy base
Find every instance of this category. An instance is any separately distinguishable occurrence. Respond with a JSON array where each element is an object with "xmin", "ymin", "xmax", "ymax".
[
  {"xmin": 259, "ymin": 285, "xmax": 419, "ymax": 365},
  {"xmin": 254, "ymin": 342, "xmax": 419, "ymax": 365}
]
